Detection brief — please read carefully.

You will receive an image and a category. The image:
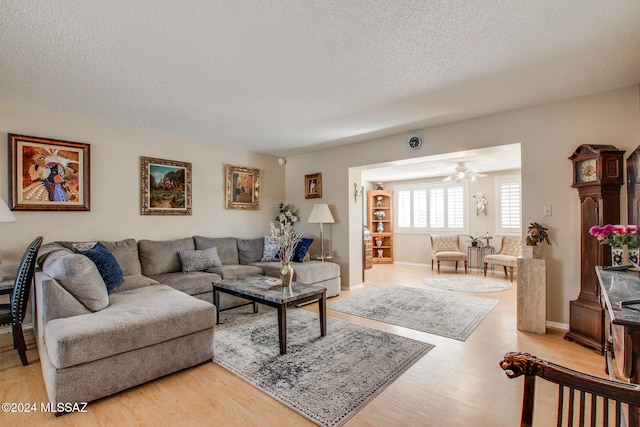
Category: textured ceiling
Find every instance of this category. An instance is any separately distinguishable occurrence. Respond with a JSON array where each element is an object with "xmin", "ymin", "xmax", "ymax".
[{"xmin": 1, "ymin": 1, "xmax": 639, "ymax": 157}]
